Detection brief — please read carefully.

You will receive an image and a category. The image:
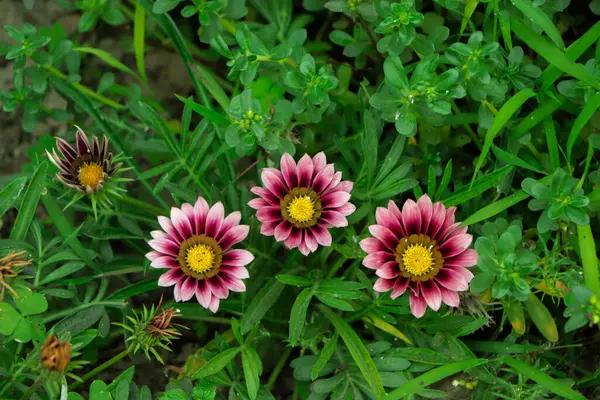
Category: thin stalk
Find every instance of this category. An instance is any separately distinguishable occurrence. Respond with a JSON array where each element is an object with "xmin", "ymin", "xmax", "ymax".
[
  {"xmin": 266, "ymin": 347, "xmax": 292, "ymax": 391},
  {"xmin": 19, "ymin": 378, "xmax": 43, "ymax": 400},
  {"xmin": 576, "ymin": 143, "xmax": 594, "ymax": 192},
  {"xmin": 577, "ymin": 224, "xmax": 600, "ymax": 298},
  {"xmin": 43, "ymin": 65, "xmax": 124, "ymax": 110},
  {"xmin": 120, "ymin": 195, "xmax": 167, "ymax": 216},
  {"xmin": 451, "ymin": 102, "xmax": 482, "ymax": 148},
  {"xmin": 69, "ymin": 349, "xmax": 130, "ymax": 390}
]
